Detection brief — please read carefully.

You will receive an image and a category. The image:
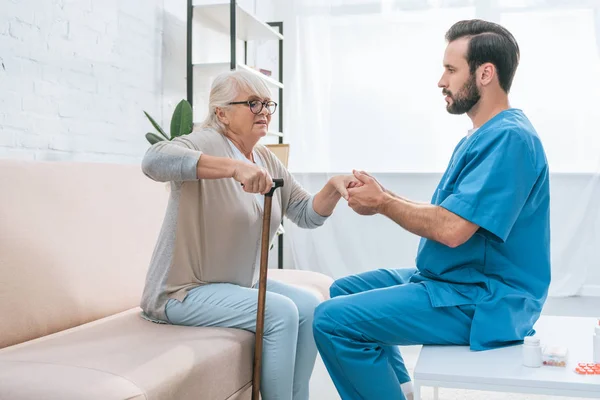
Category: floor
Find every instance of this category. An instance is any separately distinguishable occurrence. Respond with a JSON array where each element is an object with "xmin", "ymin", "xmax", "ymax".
[{"xmin": 309, "ymin": 296, "xmax": 600, "ymax": 400}]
